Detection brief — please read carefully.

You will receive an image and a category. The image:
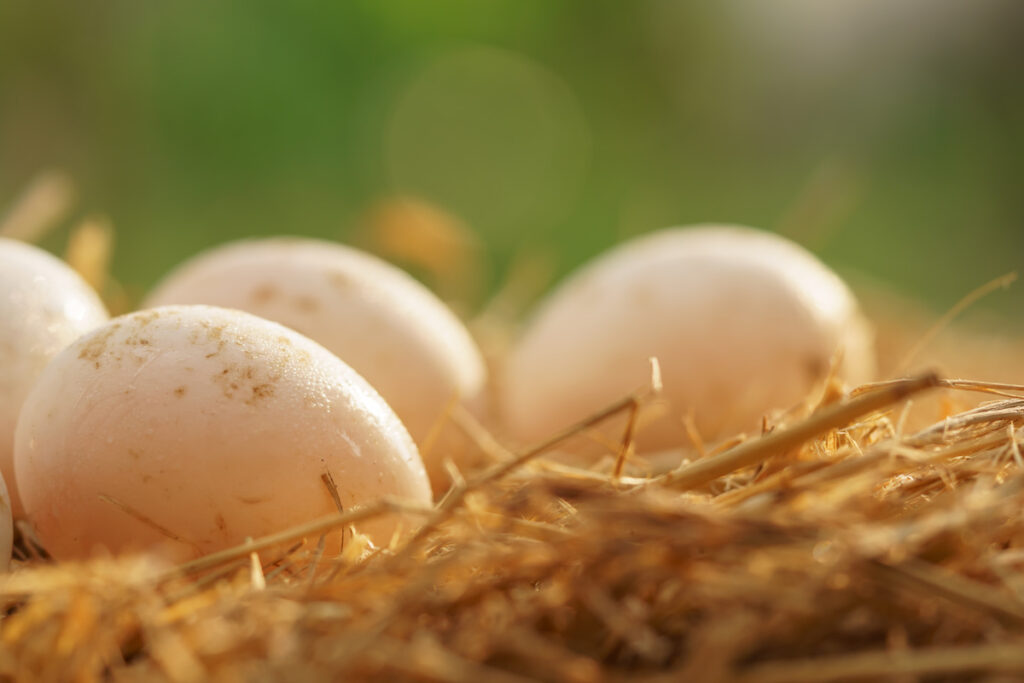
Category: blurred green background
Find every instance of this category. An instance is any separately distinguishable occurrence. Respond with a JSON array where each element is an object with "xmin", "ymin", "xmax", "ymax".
[{"xmin": 1, "ymin": 0, "xmax": 1022, "ymax": 316}]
